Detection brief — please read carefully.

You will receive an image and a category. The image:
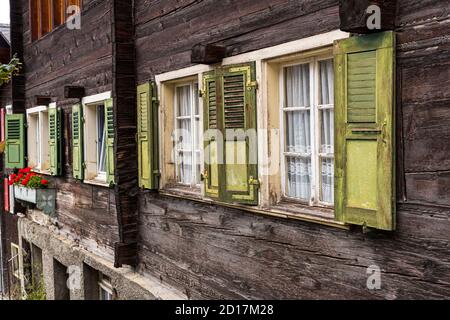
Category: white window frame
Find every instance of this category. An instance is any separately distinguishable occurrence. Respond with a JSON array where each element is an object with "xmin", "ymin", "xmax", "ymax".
[
  {"xmin": 10, "ymin": 243, "xmax": 21, "ymax": 279},
  {"xmin": 155, "ymin": 65, "xmax": 212, "ymax": 193},
  {"xmin": 173, "ymin": 81, "xmax": 201, "ymax": 187},
  {"xmin": 279, "ymin": 55, "xmax": 334, "ymax": 208},
  {"xmin": 154, "ymin": 30, "xmax": 349, "ymax": 225},
  {"xmin": 26, "ymin": 105, "xmax": 50, "ymax": 173},
  {"xmin": 98, "ymin": 274, "xmax": 113, "ymax": 300},
  {"xmin": 82, "ymin": 91, "xmax": 111, "ymax": 185}
]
